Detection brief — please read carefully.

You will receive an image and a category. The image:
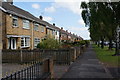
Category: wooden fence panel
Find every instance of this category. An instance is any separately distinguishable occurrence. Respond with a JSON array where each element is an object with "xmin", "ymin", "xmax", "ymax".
[{"xmin": 2, "ymin": 46, "xmax": 83, "ymax": 65}]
